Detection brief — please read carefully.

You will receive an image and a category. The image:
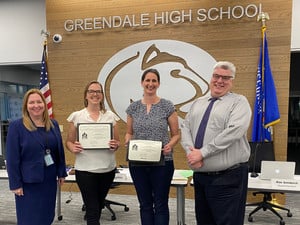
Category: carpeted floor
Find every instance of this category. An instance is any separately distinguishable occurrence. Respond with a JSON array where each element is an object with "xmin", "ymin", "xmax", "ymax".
[{"xmin": 0, "ymin": 179, "xmax": 299, "ymax": 225}]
